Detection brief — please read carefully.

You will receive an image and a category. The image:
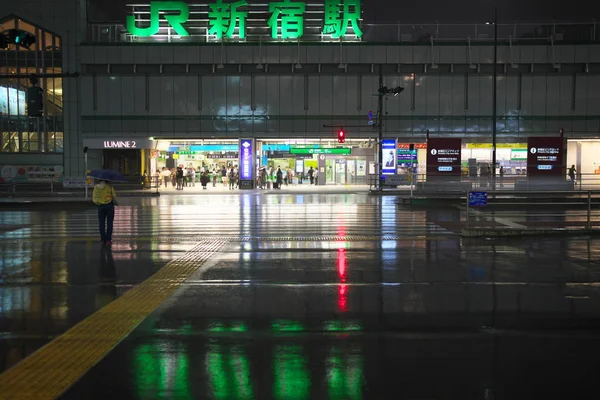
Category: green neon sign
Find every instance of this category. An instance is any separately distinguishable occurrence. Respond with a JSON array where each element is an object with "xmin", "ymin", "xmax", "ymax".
[
  {"xmin": 127, "ymin": 1, "xmax": 190, "ymax": 36},
  {"xmin": 322, "ymin": 0, "xmax": 363, "ymax": 38},
  {"xmin": 267, "ymin": 0, "xmax": 306, "ymax": 39},
  {"xmin": 208, "ymin": 0, "xmax": 249, "ymax": 39},
  {"xmin": 126, "ymin": 1, "xmax": 363, "ymax": 40},
  {"xmin": 290, "ymin": 148, "xmax": 351, "ymax": 155}
]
